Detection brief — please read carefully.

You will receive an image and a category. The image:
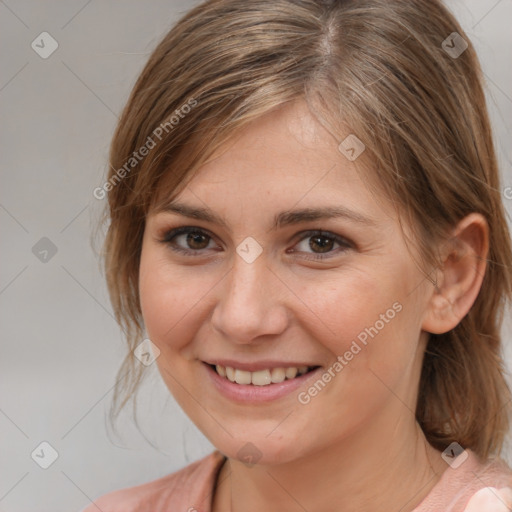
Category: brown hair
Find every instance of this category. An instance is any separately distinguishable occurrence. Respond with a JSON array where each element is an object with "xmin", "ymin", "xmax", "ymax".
[{"xmin": 100, "ymin": 0, "xmax": 512, "ymax": 458}]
